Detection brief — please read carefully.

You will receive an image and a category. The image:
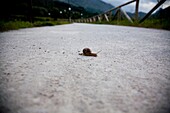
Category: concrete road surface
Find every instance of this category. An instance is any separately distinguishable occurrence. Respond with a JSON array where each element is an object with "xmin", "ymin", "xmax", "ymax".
[{"xmin": 0, "ymin": 23, "xmax": 170, "ymax": 113}]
